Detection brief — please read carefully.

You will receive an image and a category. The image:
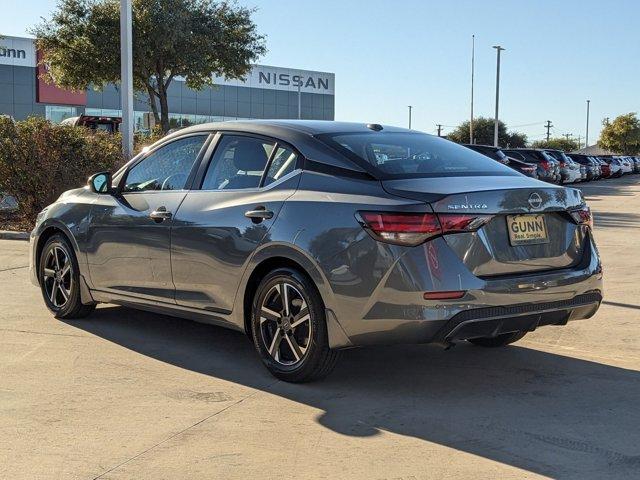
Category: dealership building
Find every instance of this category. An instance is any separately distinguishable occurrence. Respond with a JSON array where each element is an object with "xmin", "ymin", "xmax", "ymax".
[{"xmin": 0, "ymin": 35, "xmax": 335, "ymax": 129}]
